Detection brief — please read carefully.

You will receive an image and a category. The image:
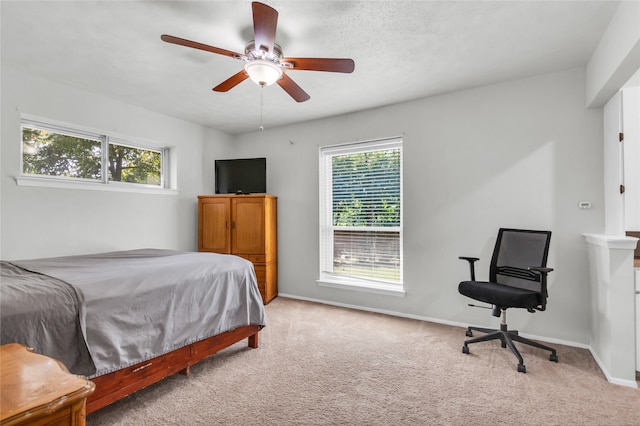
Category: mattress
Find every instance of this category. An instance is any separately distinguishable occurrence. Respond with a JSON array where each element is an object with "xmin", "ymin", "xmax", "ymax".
[{"xmin": 1, "ymin": 249, "xmax": 266, "ymax": 377}]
